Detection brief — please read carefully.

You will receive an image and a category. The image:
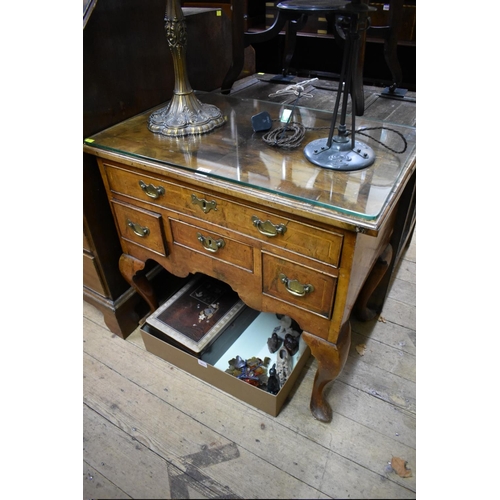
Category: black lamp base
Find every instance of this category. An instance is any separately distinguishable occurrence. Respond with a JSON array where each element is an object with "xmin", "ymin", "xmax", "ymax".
[{"xmin": 304, "ymin": 137, "xmax": 375, "ymax": 171}]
